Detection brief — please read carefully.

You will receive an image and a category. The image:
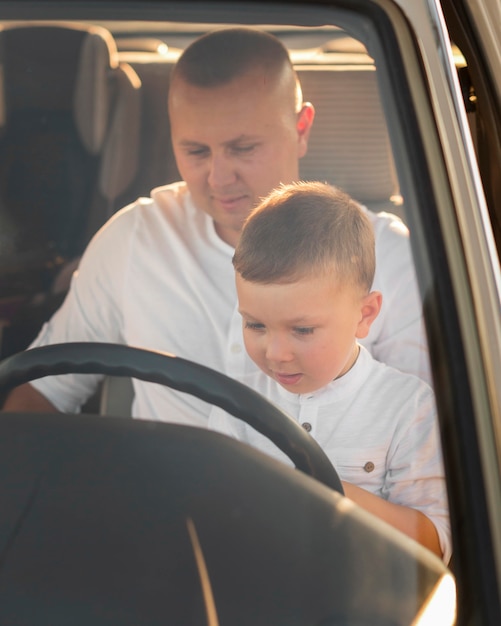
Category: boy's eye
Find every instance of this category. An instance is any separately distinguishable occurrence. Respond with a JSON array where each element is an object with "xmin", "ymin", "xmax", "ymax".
[
  {"xmin": 244, "ymin": 321, "xmax": 265, "ymax": 331},
  {"xmin": 293, "ymin": 326, "xmax": 315, "ymax": 336}
]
